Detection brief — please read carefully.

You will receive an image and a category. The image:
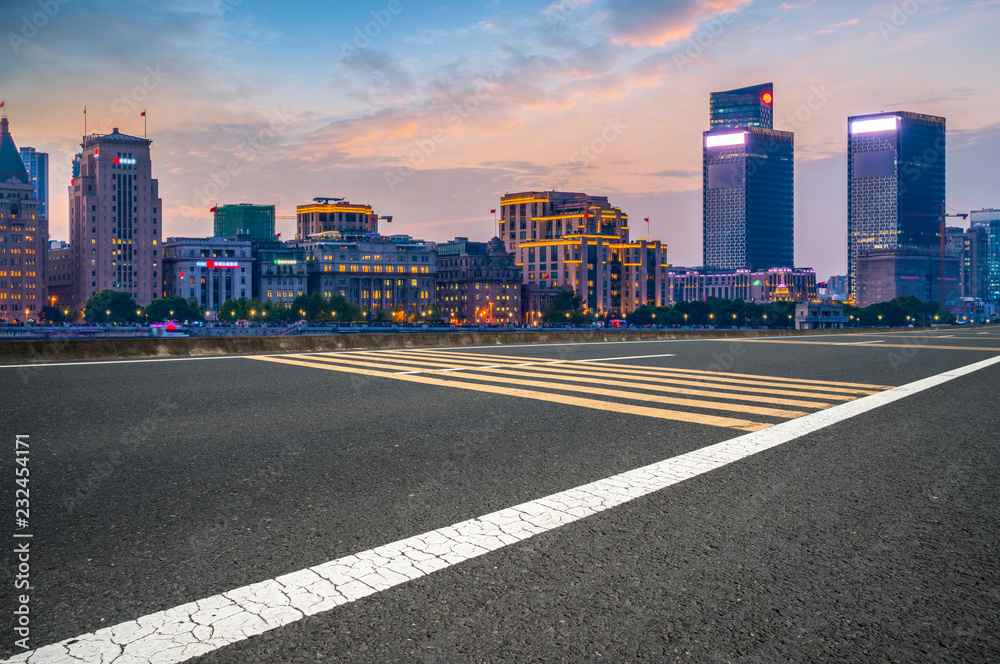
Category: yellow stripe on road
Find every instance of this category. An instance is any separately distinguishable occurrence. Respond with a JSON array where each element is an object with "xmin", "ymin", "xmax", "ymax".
[
  {"xmin": 394, "ymin": 350, "xmax": 893, "ymax": 390},
  {"xmin": 252, "ymin": 356, "xmax": 773, "ymax": 432},
  {"xmin": 302, "ymin": 355, "xmax": 808, "ymax": 419}
]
